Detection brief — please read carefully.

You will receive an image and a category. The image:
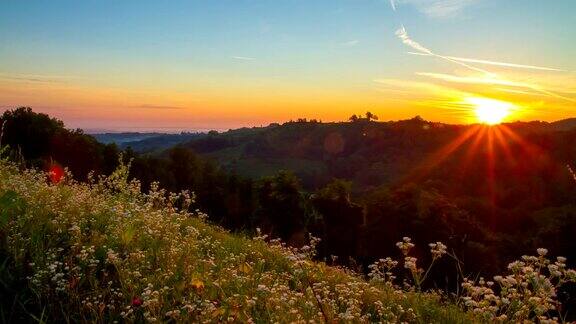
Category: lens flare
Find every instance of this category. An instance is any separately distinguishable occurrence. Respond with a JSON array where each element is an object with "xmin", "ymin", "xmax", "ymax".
[{"xmin": 49, "ymin": 164, "xmax": 64, "ymax": 184}]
